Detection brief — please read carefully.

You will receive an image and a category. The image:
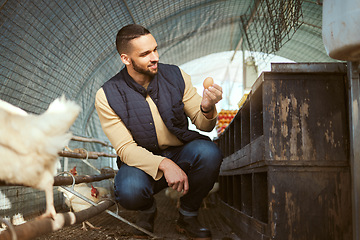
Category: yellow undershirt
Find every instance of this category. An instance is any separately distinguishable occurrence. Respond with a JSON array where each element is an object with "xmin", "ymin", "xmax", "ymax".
[{"xmin": 95, "ymin": 69, "xmax": 217, "ymax": 180}]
